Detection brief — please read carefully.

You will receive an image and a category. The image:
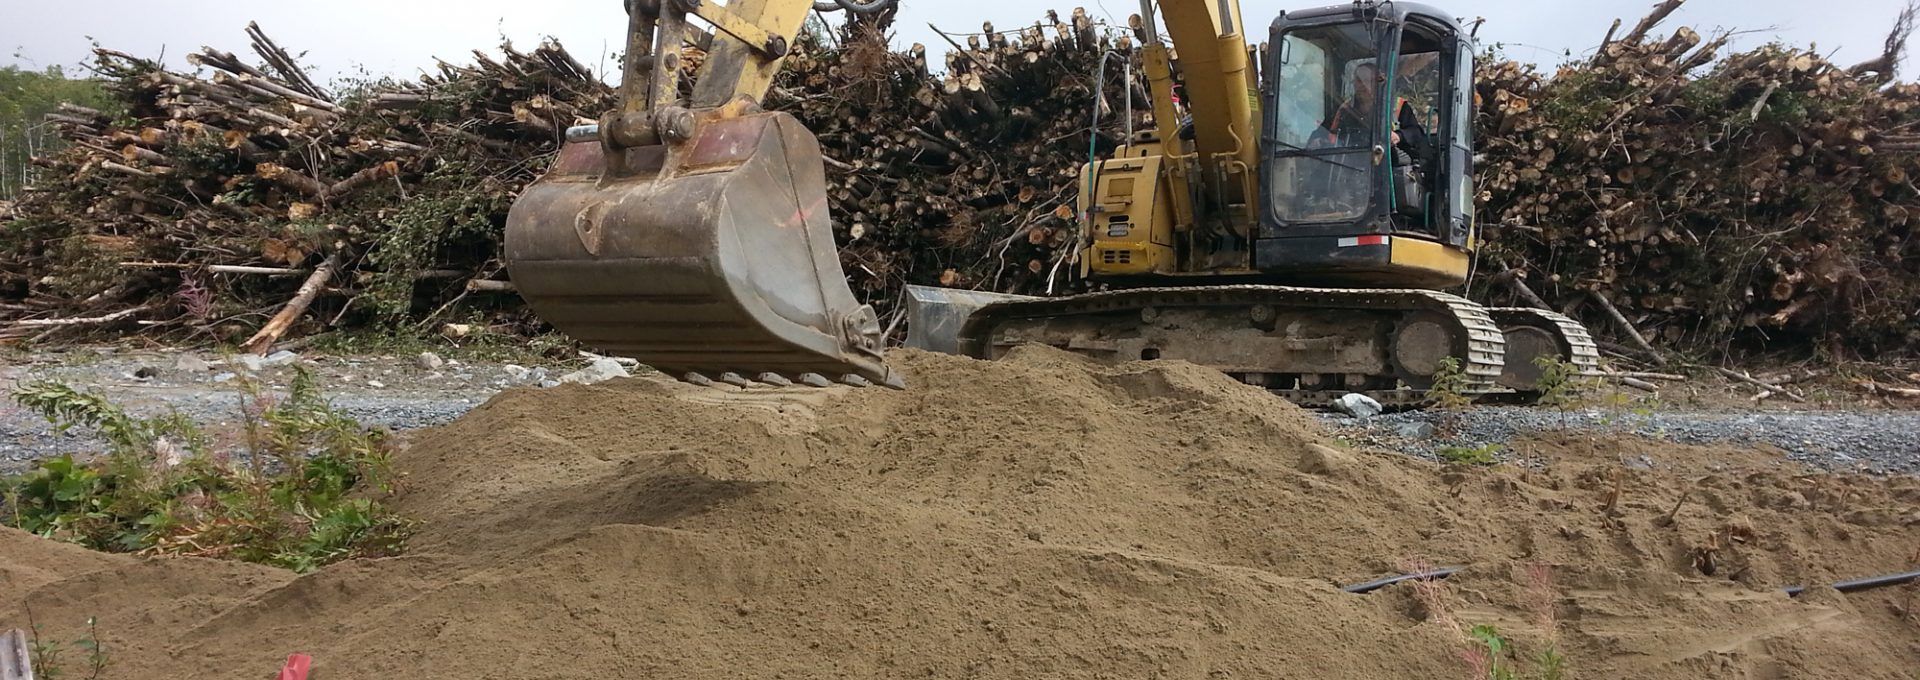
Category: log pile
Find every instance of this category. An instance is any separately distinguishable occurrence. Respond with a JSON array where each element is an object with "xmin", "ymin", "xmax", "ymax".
[
  {"xmin": 0, "ymin": 13, "xmax": 1138, "ymax": 346},
  {"xmin": 1472, "ymin": 0, "xmax": 1920, "ymax": 358},
  {"xmin": 775, "ymin": 8, "xmax": 1136, "ymax": 301},
  {"xmin": 0, "ymin": 24, "xmax": 613, "ymax": 344},
  {"xmin": 4, "ymin": 4, "xmax": 1919, "ymax": 362}
]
